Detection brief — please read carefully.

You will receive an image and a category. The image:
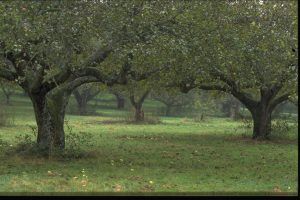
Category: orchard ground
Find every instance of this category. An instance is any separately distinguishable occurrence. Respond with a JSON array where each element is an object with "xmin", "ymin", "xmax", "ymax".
[{"xmin": 0, "ymin": 93, "xmax": 298, "ymax": 194}]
